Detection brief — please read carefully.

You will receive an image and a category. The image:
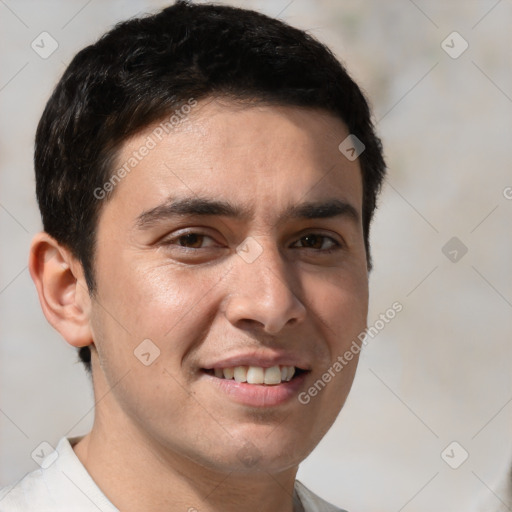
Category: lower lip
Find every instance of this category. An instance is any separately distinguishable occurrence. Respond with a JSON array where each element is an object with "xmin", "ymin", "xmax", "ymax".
[{"xmin": 204, "ymin": 372, "xmax": 308, "ymax": 408}]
